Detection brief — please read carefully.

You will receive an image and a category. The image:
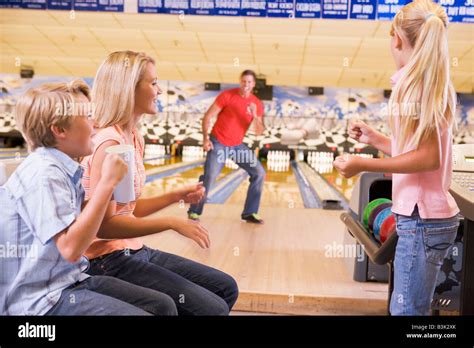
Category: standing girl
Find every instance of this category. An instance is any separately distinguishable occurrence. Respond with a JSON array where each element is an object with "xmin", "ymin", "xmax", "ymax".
[{"xmin": 334, "ymin": 0, "xmax": 460, "ymax": 315}]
